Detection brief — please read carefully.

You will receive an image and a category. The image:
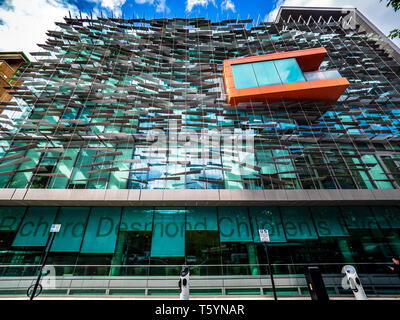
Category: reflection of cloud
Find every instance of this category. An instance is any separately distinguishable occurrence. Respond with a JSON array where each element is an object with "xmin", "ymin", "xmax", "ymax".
[
  {"xmin": 0, "ymin": 0, "xmax": 79, "ymax": 58},
  {"xmin": 221, "ymin": 0, "xmax": 235, "ymax": 12},
  {"xmin": 265, "ymin": 0, "xmax": 400, "ymax": 47}
]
